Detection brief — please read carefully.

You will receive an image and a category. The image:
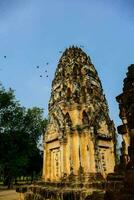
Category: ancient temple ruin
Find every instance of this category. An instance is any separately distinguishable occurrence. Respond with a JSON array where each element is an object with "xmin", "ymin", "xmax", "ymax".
[
  {"xmin": 116, "ymin": 65, "xmax": 134, "ymax": 169},
  {"xmin": 18, "ymin": 47, "xmax": 117, "ymax": 200},
  {"xmin": 115, "ymin": 64, "xmax": 134, "ymax": 200},
  {"xmin": 42, "ymin": 46, "xmax": 116, "ymax": 183}
]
